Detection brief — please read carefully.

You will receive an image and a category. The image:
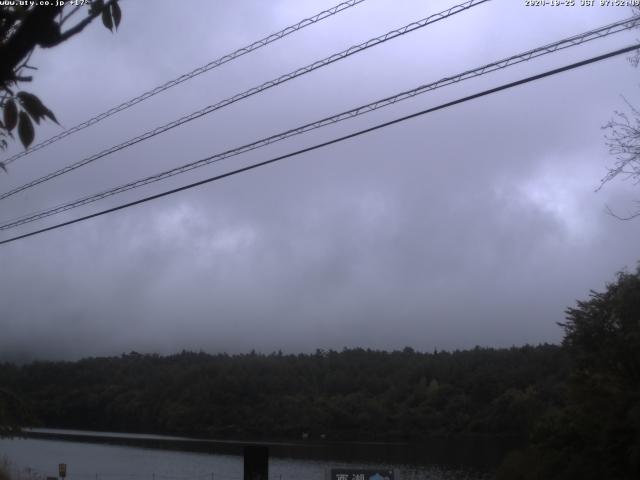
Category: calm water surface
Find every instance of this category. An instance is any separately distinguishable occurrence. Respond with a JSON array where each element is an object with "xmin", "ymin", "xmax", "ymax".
[{"xmin": 0, "ymin": 429, "xmax": 509, "ymax": 480}]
